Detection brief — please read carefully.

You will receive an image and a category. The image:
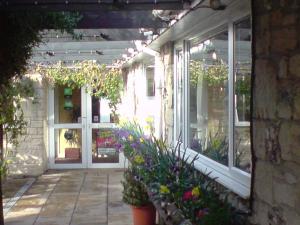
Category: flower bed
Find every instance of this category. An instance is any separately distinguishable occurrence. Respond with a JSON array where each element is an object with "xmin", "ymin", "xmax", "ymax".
[{"xmin": 115, "ymin": 121, "xmax": 247, "ymax": 225}]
